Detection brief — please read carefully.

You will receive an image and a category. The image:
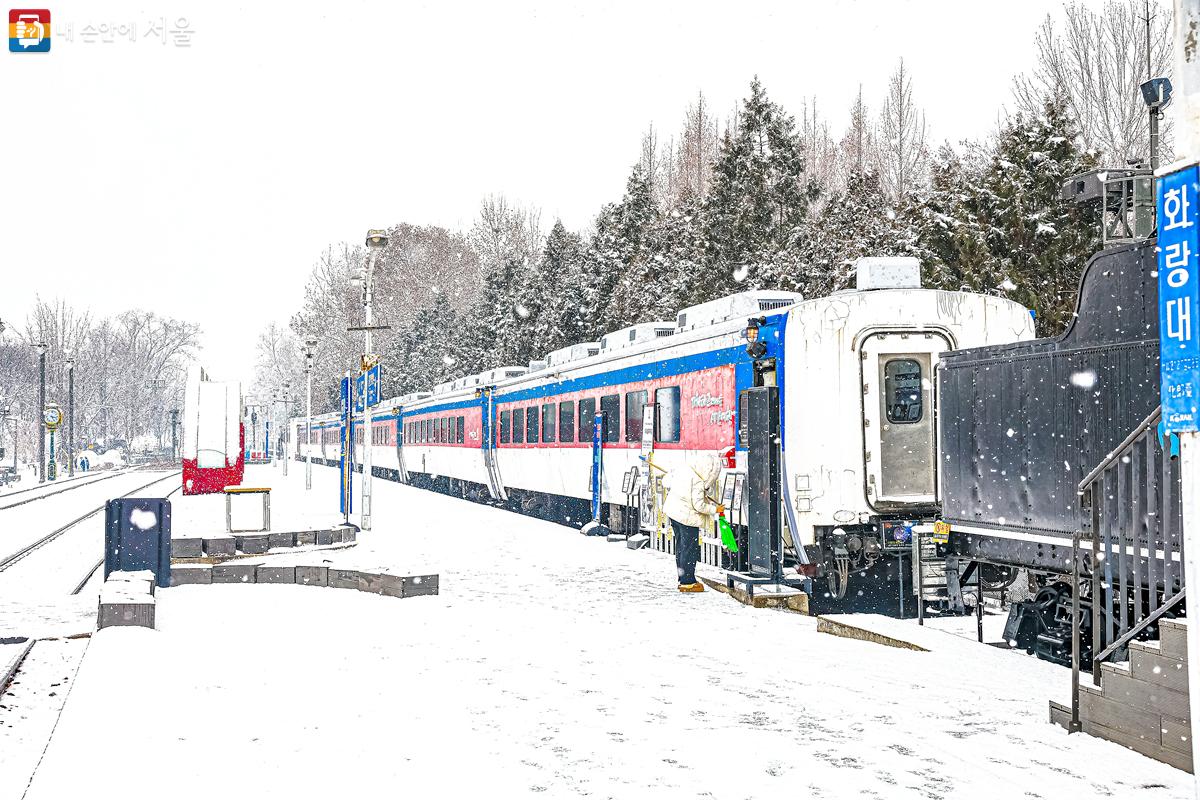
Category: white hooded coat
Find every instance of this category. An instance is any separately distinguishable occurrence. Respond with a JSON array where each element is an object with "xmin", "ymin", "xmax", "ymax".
[{"xmin": 663, "ymin": 452, "xmax": 722, "ymax": 529}]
